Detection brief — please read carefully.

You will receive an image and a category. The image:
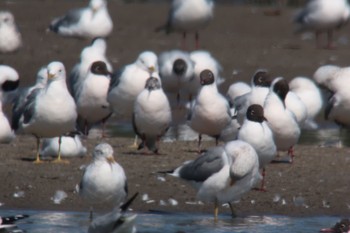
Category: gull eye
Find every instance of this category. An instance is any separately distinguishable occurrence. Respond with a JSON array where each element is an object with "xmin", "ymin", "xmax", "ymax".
[{"xmin": 3, "ymin": 17, "xmax": 9, "ymax": 22}]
